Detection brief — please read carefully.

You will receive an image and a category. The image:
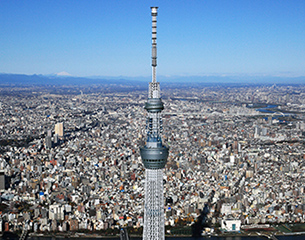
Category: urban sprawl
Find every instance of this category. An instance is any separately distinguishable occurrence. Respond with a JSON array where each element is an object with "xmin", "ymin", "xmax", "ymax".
[{"xmin": 0, "ymin": 84, "xmax": 304, "ymax": 236}]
